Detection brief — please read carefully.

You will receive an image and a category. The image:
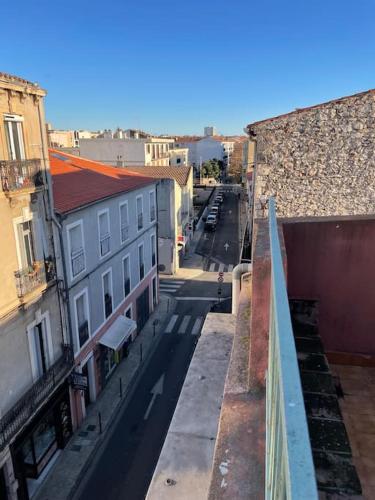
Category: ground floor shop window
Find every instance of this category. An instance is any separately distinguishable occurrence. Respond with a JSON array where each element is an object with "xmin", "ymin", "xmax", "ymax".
[{"xmin": 103, "ymin": 346, "xmax": 116, "ymax": 378}]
